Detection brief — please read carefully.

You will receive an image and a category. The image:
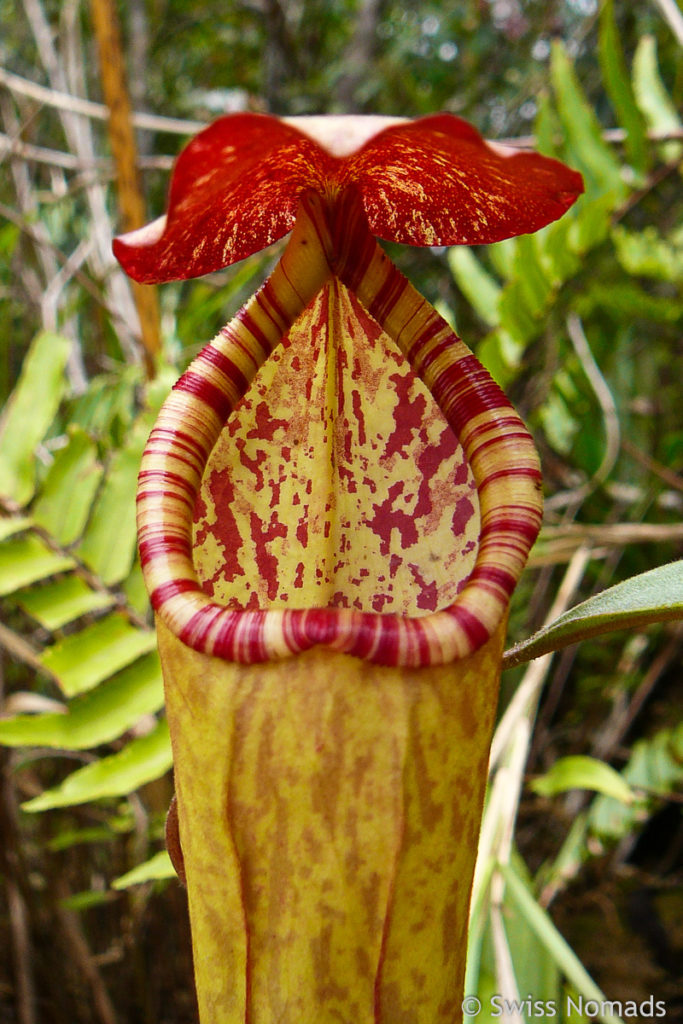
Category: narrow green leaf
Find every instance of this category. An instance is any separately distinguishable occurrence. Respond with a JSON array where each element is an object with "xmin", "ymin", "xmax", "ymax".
[
  {"xmin": 59, "ymin": 890, "xmax": 115, "ymax": 912},
  {"xmin": 40, "ymin": 613, "xmax": 157, "ymax": 697},
  {"xmin": 48, "ymin": 823, "xmax": 129, "ymax": 851},
  {"xmin": 534, "ymin": 90, "xmax": 563, "ymax": 158},
  {"xmin": 16, "ymin": 574, "xmax": 115, "ymax": 630},
  {"xmin": 537, "ymin": 811, "xmax": 590, "ymax": 902},
  {"xmin": 447, "ymin": 247, "xmax": 501, "ymax": 327},
  {"xmin": 539, "ymin": 217, "xmax": 582, "ymax": 282},
  {"xmin": 632, "ymin": 35, "xmax": 682, "ymax": 162},
  {"xmin": 21, "ymin": 718, "xmax": 172, "ymax": 811},
  {"xmin": 112, "ymin": 850, "xmax": 175, "ymax": 889},
  {"xmin": 464, "ymin": 856, "xmax": 496, "ymax": 1012},
  {"xmin": 512, "ymin": 234, "xmax": 553, "ymax": 317},
  {"xmin": 503, "ymin": 561, "xmax": 683, "ymax": 668},
  {"xmin": 0, "ymin": 516, "xmax": 33, "ymax": 541},
  {"xmin": 32, "ymin": 428, "xmax": 103, "ymax": 545},
  {"xmin": 120, "ymin": 560, "xmax": 151, "ymax": 617},
  {"xmin": 500, "ymin": 855, "xmax": 562, "ymax": 1009},
  {"xmin": 487, "ymin": 236, "xmax": 517, "ymax": 279},
  {"xmin": 0, "ymin": 331, "xmax": 72, "ymax": 505},
  {"xmin": 550, "ymin": 41, "xmax": 626, "ymax": 200},
  {"xmin": 76, "ymin": 410, "xmax": 156, "ymax": 585},
  {"xmin": 497, "ymin": 281, "xmax": 539, "ymax": 346},
  {"xmin": 567, "ymin": 194, "xmax": 614, "ymax": 255},
  {"xmin": 0, "ymin": 651, "xmax": 163, "ymax": 749},
  {"xmin": 538, "ymin": 388, "xmax": 579, "ymax": 457},
  {"xmin": 531, "ymin": 755, "xmax": 635, "ymax": 804},
  {"xmin": 500, "ymin": 863, "xmax": 625, "ymax": 1024},
  {"xmin": 75, "ymin": 445, "xmax": 141, "ymax": 584},
  {"xmin": 598, "ymin": 0, "xmax": 648, "ymax": 174},
  {"xmin": 0, "ymin": 533, "xmax": 75, "ymax": 596}
]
